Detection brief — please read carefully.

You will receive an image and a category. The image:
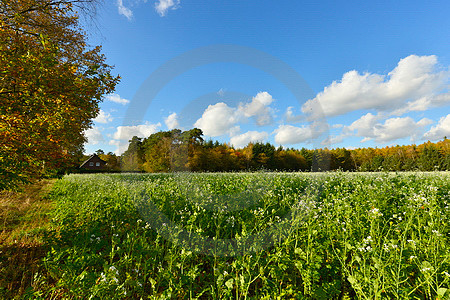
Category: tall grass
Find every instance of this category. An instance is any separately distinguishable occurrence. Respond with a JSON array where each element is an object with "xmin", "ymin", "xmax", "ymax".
[{"xmin": 23, "ymin": 172, "xmax": 450, "ymax": 299}]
